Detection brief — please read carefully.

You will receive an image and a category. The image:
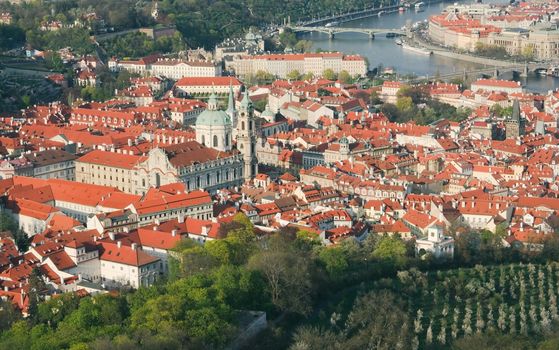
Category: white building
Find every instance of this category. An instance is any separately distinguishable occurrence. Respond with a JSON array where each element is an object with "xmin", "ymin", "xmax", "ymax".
[
  {"xmin": 415, "ymin": 224, "xmax": 455, "ymax": 259},
  {"xmin": 98, "ymin": 240, "xmax": 160, "ymax": 288},
  {"xmin": 109, "ymin": 55, "xmax": 221, "ymax": 79},
  {"xmin": 471, "ymin": 79, "xmax": 524, "ymax": 94},
  {"xmin": 174, "ymin": 76, "xmax": 243, "ymax": 96},
  {"xmin": 226, "ymin": 52, "xmax": 368, "ymax": 78}
]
